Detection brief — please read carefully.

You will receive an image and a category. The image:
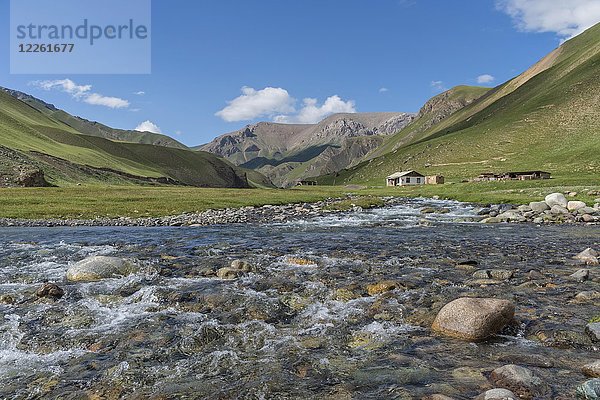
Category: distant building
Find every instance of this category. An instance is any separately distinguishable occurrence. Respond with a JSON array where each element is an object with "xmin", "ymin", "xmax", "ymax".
[
  {"xmin": 426, "ymin": 175, "xmax": 445, "ymax": 185},
  {"xmin": 386, "ymin": 171, "xmax": 425, "ymax": 186},
  {"xmin": 475, "ymin": 171, "xmax": 551, "ymax": 181},
  {"xmin": 504, "ymin": 171, "xmax": 551, "ymax": 180},
  {"xmin": 476, "ymin": 172, "xmax": 500, "ymax": 181},
  {"xmin": 296, "ymin": 180, "xmax": 317, "ymax": 186}
]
